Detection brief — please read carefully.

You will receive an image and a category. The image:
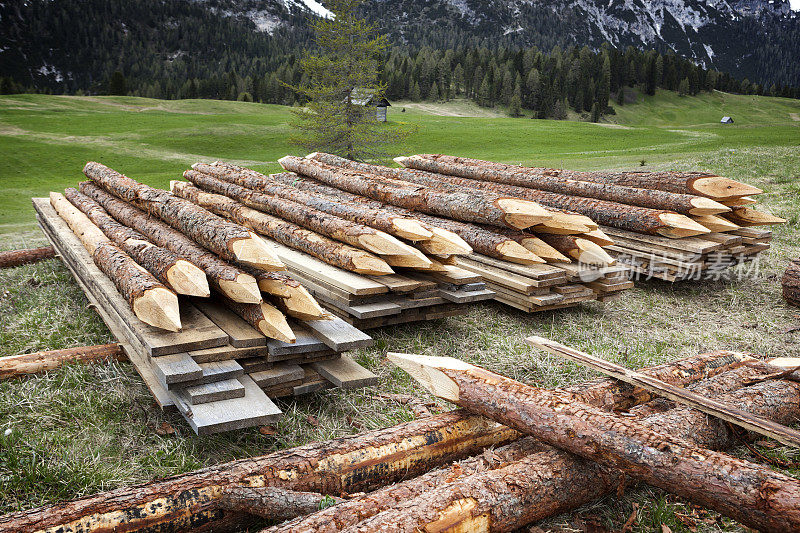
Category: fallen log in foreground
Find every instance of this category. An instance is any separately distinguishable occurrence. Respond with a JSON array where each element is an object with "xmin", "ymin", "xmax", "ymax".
[
  {"xmin": 80, "ymin": 182, "xmax": 262, "ymax": 304},
  {"xmin": 0, "ymin": 352, "xmax": 747, "ymax": 533},
  {"xmin": 388, "ymin": 352, "xmax": 800, "ymax": 532},
  {"xmin": 0, "ymin": 246, "xmax": 55, "ymax": 268},
  {"xmin": 83, "ymin": 162, "xmax": 284, "ymax": 271},
  {"xmin": 50, "ymin": 192, "xmax": 181, "ymax": 332},
  {"xmin": 784, "ymin": 258, "xmax": 800, "ymax": 307},
  {"xmin": 0, "ymin": 344, "xmax": 125, "ymax": 380}
]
